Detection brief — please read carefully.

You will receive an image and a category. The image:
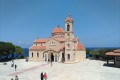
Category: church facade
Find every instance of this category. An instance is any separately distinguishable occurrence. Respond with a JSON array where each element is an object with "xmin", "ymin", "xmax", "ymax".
[{"xmin": 29, "ymin": 16, "xmax": 86, "ymax": 63}]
